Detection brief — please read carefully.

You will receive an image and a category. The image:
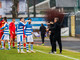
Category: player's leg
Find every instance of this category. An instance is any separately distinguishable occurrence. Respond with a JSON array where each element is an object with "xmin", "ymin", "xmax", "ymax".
[
  {"xmin": 30, "ymin": 42, "xmax": 34, "ymax": 53},
  {"xmin": 17, "ymin": 35, "xmax": 20, "ymax": 53},
  {"xmin": 13, "ymin": 38, "xmax": 15, "ymax": 48},
  {"xmin": 7, "ymin": 35, "xmax": 10, "ymax": 50},
  {"xmin": 0, "ymin": 39, "xmax": 1, "ymax": 48},
  {"xmin": 0, "ymin": 34, "xmax": 1, "ymax": 48},
  {"xmin": 30, "ymin": 35, "xmax": 35, "ymax": 53},
  {"xmin": 26, "ymin": 36, "xmax": 30, "ymax": 53},
  {"xmin": 1, "ymin": 35, "xmax": 5, "ymax": 49},
  {"xmin": 26, "ymin": 37, "xmax": 29, "ymax": 51},
  {"xmin": 23, "ymin": 35, "xmax": 26, "ymax": 49},
  {"xmin": 10, "ymin": 37, "xmax": 12, "ymax": 47},
  {"xmin": 24, "ymin": 42, "xmax": 26, "ymax": 49},
  {"xmin": 1, "ymin": 40, "xmax": 4, "ymax": 49},
  {"xmin": 17, "ymin": 42, "xmax": 20, "ymax": 53},
  {"xmin": 10, "ymin": 34, "xmax": 14, "ymax": 48},
  {"xmin": 0, "ymin": 32, "xmax": 3, "ymax": 48},
  {"xmin": 20, "ymin": 35, "xmax": 26, "ymax": 53},
  {"xmin": 7, "ymin": 40, "xmax": 10, "ymax": 50},
  {"xmin": 13, "ymin": 35, "xmax": 15, "ymax": 48}
]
